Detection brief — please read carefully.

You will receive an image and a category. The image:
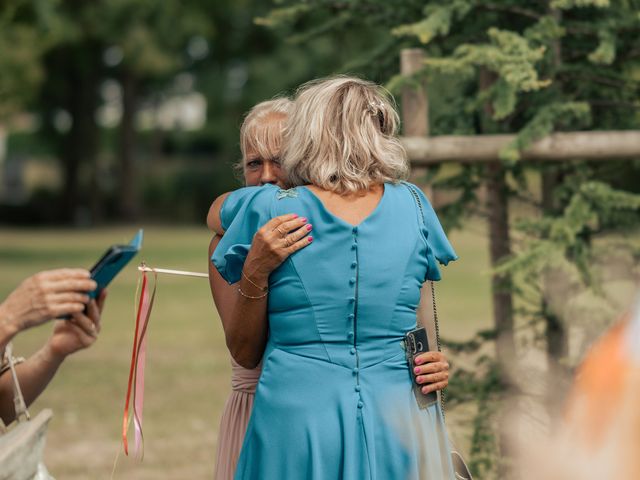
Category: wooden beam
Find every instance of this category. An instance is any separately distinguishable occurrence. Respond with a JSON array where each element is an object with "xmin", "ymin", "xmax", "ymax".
[{"xmin": 402, "ymin": 130, "xmax": 640, "ymax": 164}]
